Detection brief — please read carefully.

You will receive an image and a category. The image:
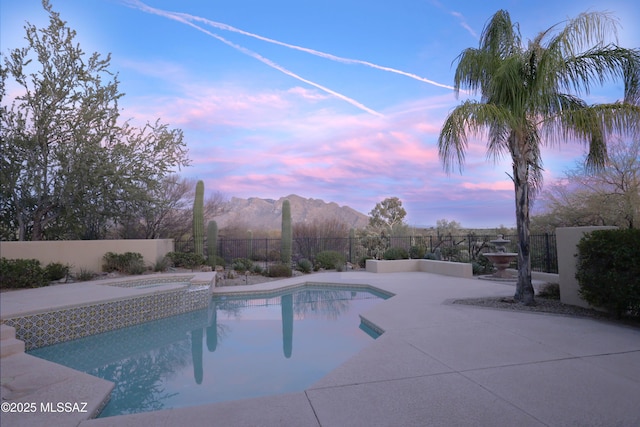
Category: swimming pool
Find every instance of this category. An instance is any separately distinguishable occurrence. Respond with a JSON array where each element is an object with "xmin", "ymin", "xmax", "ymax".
[{"xmin": 29, "ymin": 284, "xmax": 390, "ymax": 417}]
